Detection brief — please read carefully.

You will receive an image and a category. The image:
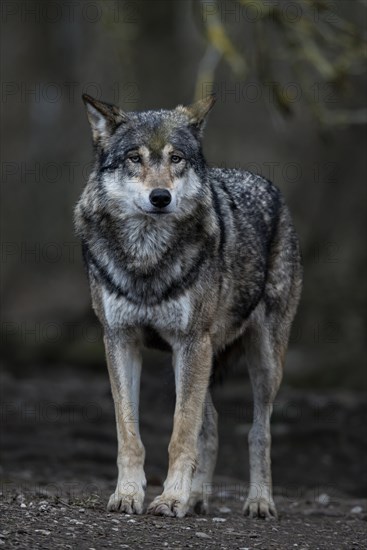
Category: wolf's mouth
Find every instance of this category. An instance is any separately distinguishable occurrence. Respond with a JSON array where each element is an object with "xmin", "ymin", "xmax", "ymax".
[{"xmin": 135, "ymin": 203, "xmax": 171, "ymax": 216}]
